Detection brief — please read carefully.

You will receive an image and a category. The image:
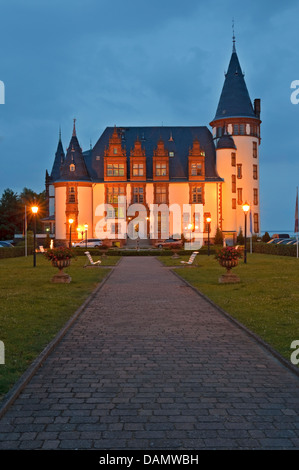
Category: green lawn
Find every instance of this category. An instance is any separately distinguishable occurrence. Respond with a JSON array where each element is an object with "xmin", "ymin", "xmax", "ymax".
[
  {"xmin": 0, "ymin": 254, "xmax": 119, "ymax": 400},
  {"xmin": 160, "ymin": 253, "xmax": 299, "ymax": 364}
]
